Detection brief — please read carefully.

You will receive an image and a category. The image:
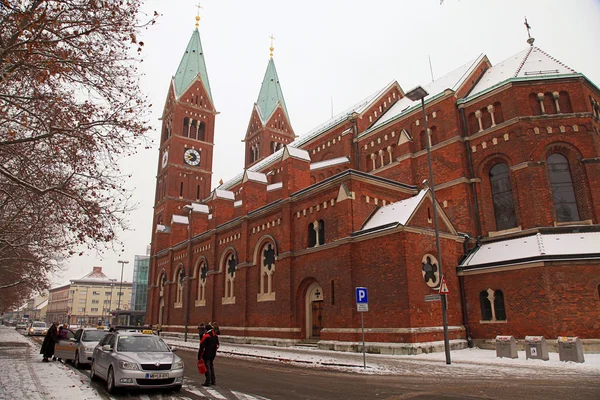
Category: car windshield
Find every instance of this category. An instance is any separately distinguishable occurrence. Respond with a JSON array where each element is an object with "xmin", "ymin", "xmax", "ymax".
[
  {"xmin": 117, "ymin": 335, "xmax": 170, "ymax": 352},
  {"xmin": 33, "ymin": 323, "xmax": 46, "ymax": 328},
  {"xmin": 82, "ymin": 330, "xmax": 106, "ymax": 342}
]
